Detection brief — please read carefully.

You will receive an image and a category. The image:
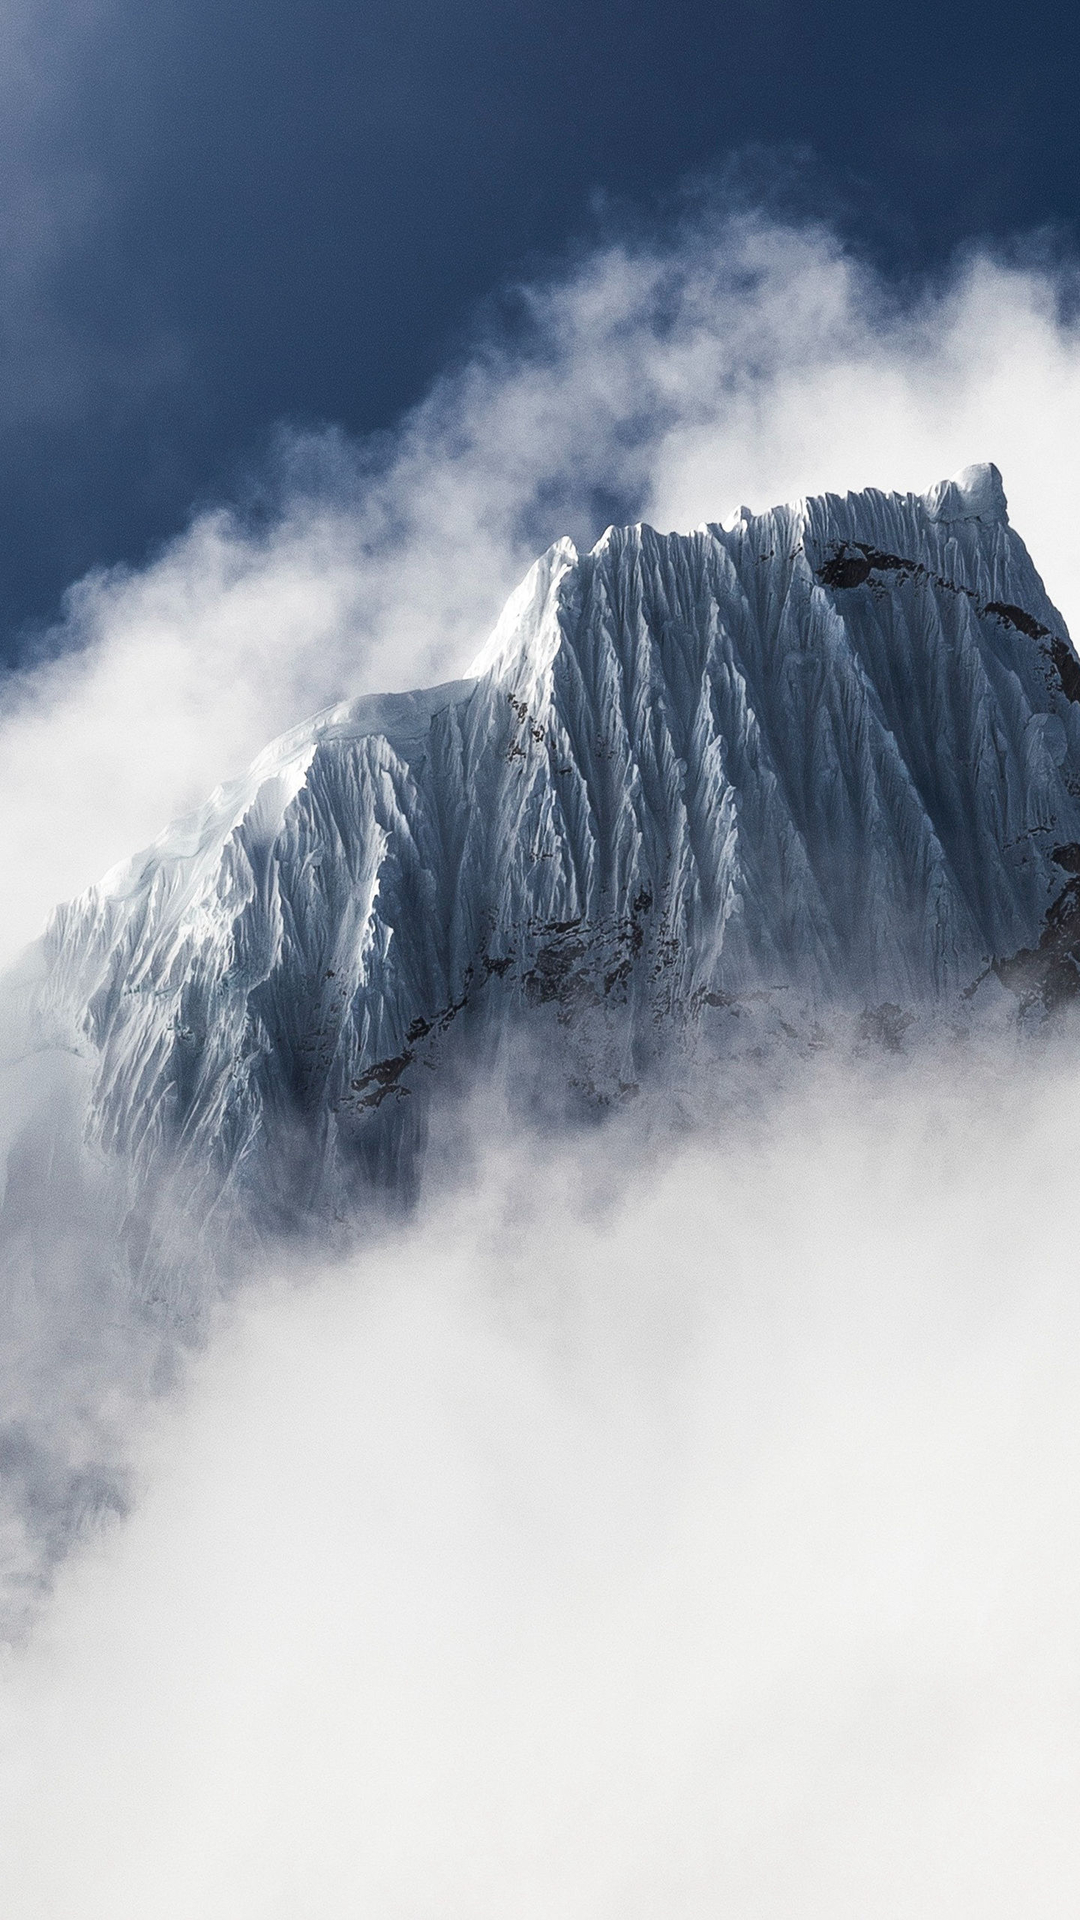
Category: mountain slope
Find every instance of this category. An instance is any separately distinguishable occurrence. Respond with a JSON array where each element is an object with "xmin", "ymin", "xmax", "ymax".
[{"xmin": 27, "ymin": 462, "xmax": 1080, "ymax": 1242}]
